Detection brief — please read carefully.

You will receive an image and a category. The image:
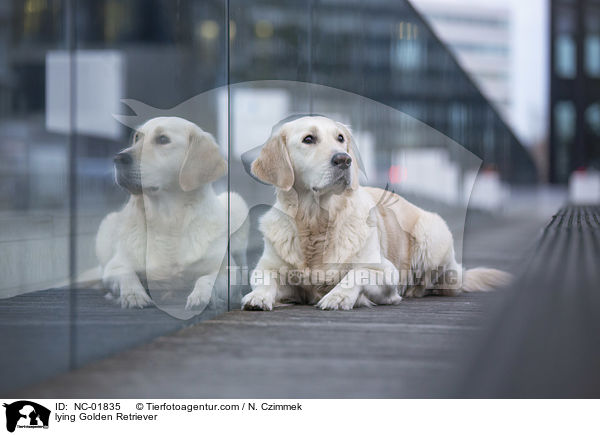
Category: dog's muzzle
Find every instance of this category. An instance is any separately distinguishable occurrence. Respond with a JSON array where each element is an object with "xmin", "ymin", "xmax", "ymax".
[
  {"xmin": 331, "ymin": 152, "xmax": 352, "ymax": 187},
  {"xmin": 311, "ymin": 152, "xmax": 352, "ymax": 193},
  {"xmin": 114, "ymin": 151, "xmax": 142, "ymax": 194},
  {"xmin": 331, "ymin": 152, "xmax": 352, "ymax": 169}
]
